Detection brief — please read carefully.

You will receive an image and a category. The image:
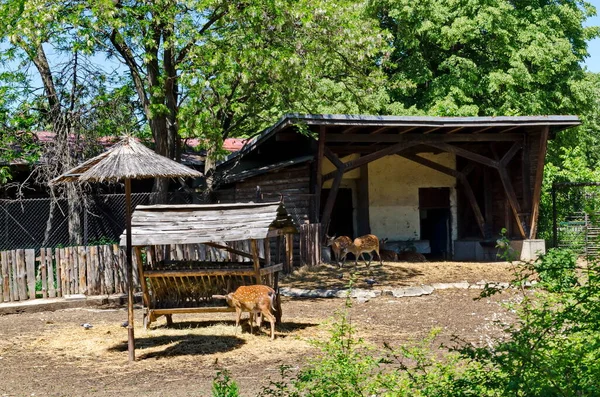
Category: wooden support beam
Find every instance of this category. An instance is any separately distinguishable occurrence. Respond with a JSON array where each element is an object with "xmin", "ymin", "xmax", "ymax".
[
  {"xmin": 446, "ymin": 127, "xmax": 463, "ymax": 134},
  {"xmin": 204, "ymin": 242, "xmax": 265, "ymax": 263},
  {"xmin": 341, "ymin": 126, "xmax": 361, "ymax": 134},
  {"xmin": 498, "ymin": 166, "xmax": 527, "ymax": 238},
  {"xmin": 422, "ymin": 127, "xmax": 439, "ymax": 135},
  {"xmin": 529, "ymin": 127, "xmax": 550, "ymax": 239},
  {"xmin": 483, "ymin": 168, "xmax": 493, "ymax": 238},
  {"xmin": 400, "ymin": 154, "xmax": 486, "ymax": 238},
  {"xmin": 323, "ymin": 141, "xmax": 419, "ymax": 181},
  {"xmin": 500, "ymin": 141, "xmax": 522, "ymax": 167},
  {"xmin": 398, "ymin": 126, "xmax": 419, "ymax": 134},
  {"xmin": 314, "ymin": 126, "xmax": 326, "ymax": 222},
  {"xmin": 326, "ymin": 133, "xmax": 524, "ymax": 143},
  {"xmin": 357, "ymin": 163, "xmax": 371, "ymax": 235},
  {"xmin": 521, "ymin": 135, "xmax": 532, "ymax": 211},
  {"xmin": 285, "ymin": 233, "xmax": 293, "ymax": 273},
  {"xmin": 425, "ymin": 142, "xmax": 499, "ymax": 168},
  {"xmin": 370, "ymin": 126, "xmax": 391, "ymax": 135},
  {"xmin": 321, "ymin": 168, "xmax": 344, "ymax": 235},
  {"xmin": 251, "ymin": 239, "xmax": 261, "ymax": 284},
  {"xmin": 323, "ymin": 146, "xmax": 344, "ymax": 169}
]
